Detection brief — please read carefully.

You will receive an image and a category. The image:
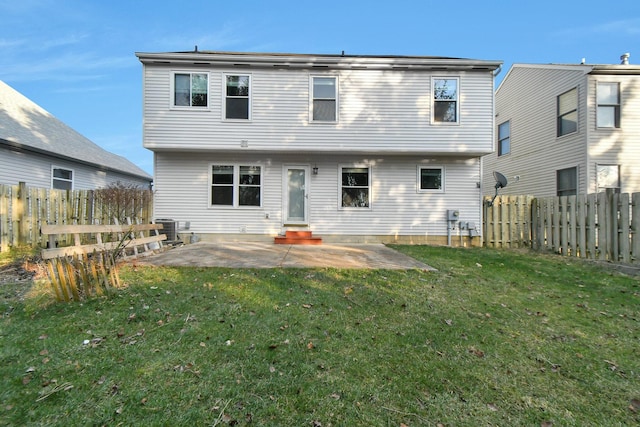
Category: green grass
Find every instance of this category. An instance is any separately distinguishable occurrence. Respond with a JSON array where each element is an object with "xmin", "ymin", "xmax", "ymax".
[{"xmin": 1, "ymin": 246, "xmax": 639, "ymax": 426}]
